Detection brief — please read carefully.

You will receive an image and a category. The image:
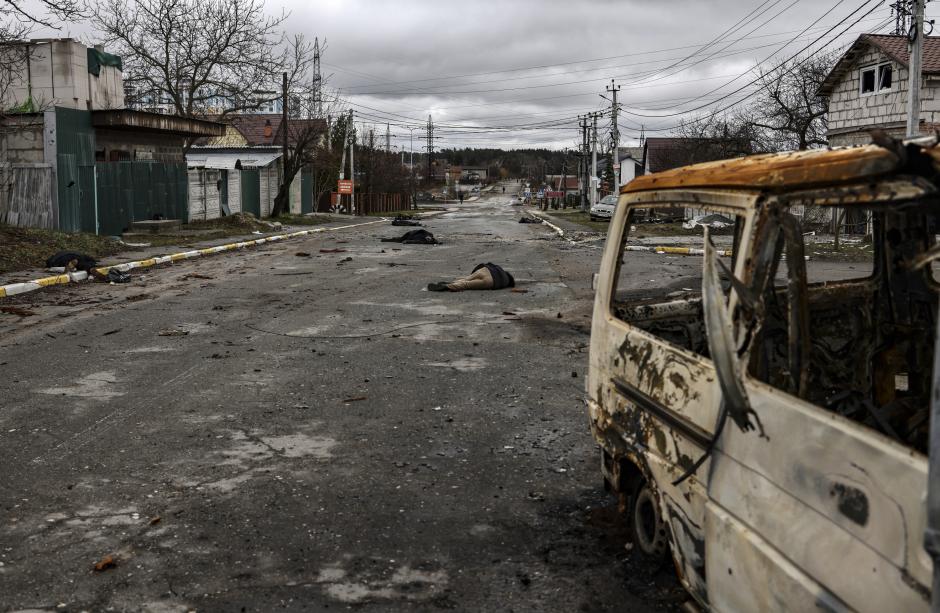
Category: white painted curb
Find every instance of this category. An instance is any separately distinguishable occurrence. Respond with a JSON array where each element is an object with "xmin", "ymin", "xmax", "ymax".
[{"xmin": 0, "ymin": 218, "xmax": 387, "ymax": 299}]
